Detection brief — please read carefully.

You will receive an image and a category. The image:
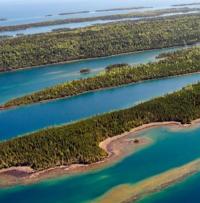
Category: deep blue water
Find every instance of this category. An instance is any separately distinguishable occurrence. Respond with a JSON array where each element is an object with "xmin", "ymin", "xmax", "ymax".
[
  {"xmin": 1, "ymin": 72, "xmax": 200, "ymax": 141},
  {"xmin": 1, "ymin": 126, "xmax": 200, "ymax": 203},
  {"xmin": 0, "ymin": 47, "xmax": 178, "ymax": 105}
]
